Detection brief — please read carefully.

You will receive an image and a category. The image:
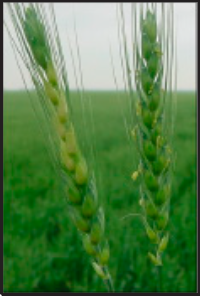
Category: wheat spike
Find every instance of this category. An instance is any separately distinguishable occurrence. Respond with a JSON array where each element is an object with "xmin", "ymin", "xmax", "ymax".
[
  {"xmin": 6, "ymin": 3, "xmax": 113, "ymax": 289},
  {"xmin": 119, "ymin": 3, "xmax": 176, "ymax": 266}
]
